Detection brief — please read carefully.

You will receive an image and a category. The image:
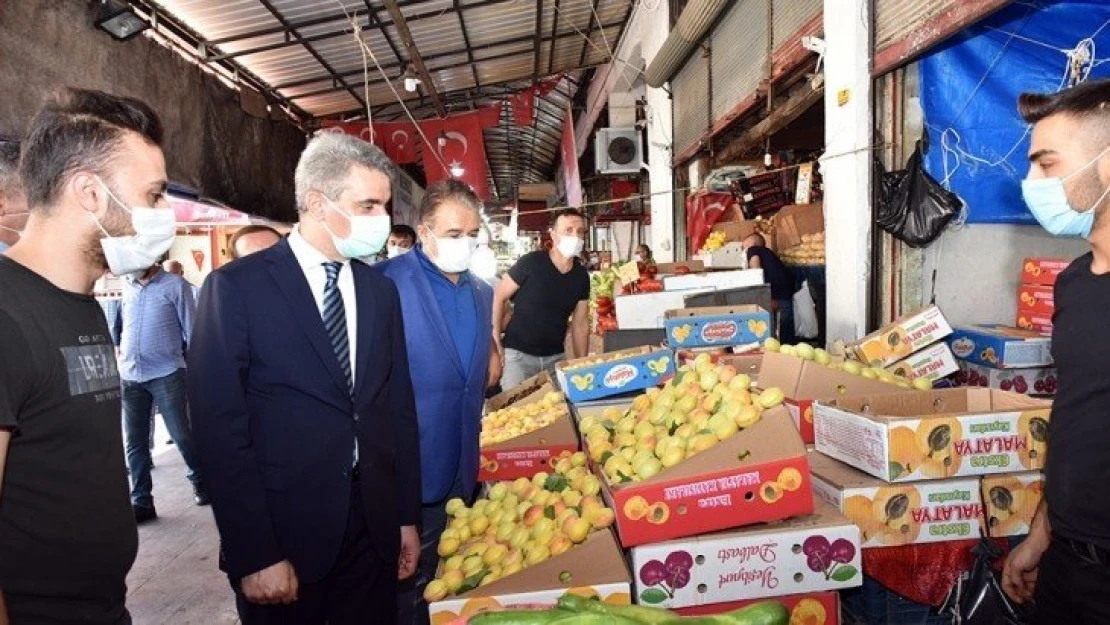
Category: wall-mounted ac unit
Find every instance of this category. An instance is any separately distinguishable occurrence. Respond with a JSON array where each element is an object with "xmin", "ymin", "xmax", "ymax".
[{"xmin": 595, "ymin": 127, "xmax": 644, "ymax": 175}]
